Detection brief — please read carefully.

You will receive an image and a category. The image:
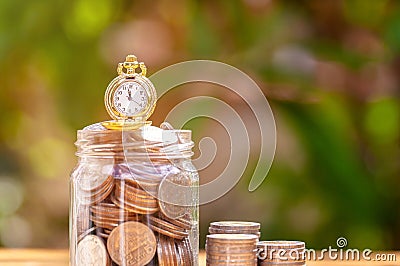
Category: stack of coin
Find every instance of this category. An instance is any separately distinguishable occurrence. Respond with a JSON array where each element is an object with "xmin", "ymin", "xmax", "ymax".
[
  {"xmin": 111, "ymin": 179, "xmax": 159, "ymax": 214},
  {"xmin": 157, "ymin": 235, "xmax": 193, "ymax": 265},
  {"xmin": 114, "ymin": 163, "xmax": 163, "ymax": 196},
  {"xmin": 77, "ymin": 175, "xmax": 115, "ymax": 205},
  {"xmin": 148, "ymin": 216, "xmax": 189, "ymax": 240},
  {"xmin": 257, "ymin": 241, "xmax": 306, "ymax": 266},
  {"xmin": 206, "ymin": 234, "xmax": 258, "ymax": 265},
  {"xmin": 209, "ymin": 221, "xmax": 261, "ymax": 239},
  {"xmin": 90, "ymin": 202, "xmax": 138, "ymax": 237}
]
